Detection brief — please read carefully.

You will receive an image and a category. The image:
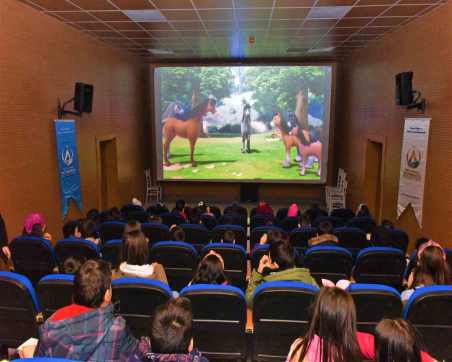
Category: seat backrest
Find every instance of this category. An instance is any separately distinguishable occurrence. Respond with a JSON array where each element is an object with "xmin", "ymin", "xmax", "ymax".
[
  {"xmin": 389, "ymin": 228, "xmax": 409, "ymax": 253},
  {"xmin": 304, "ymin": 246, "xmax": 353, "ymax": 283},
  {"xmin": 334, "ymin": 227, "xmax": 369, "ymax": 255},
  {"xmin": 160, "ymin": 212, "xmax": 185, "ymax": 227},
  {"xmin": 403, "ymin": 285, "xmax": 452, "ymax": 360},
  {"xmin": 142, "ymin": 223, "xmax": 171, "ymax": 244},
  {"xmin": 290, "ymin": 227, "xmax": 318, "ymax": 249},
  {"xmin": 100, "ymin": 221, "xmax": 126, "ymax": 244},
  {"xmin": 224, "ymin": 205, "xmax": 247, "ymax": 218},
  {"xmin": 37, "ymin": 274, "xmax": 75, "ymax": 321},
  {"xmin": 348, "ymin": 283, "xmax": 402, "ymax": 333},
  {"xmin": 180, "ymin": 284, "xmax": 247, "ymax": 360},
  {"xmin": 346, "ymin": 217, "xmax": 376, "ymax": 234},
  {"xmin": 211, "ymin": 225, "xmax": 247, "ymax": 248},
  {"xmin": 180, "ymin": 224, "xmax": 211, "ymax": 250},
  {"xmin": 150, "ymin": 241, "xmax": 198, "ymax": 291},
  {"xmin": 250, "ymin": 214, "xmax": 274, "ymax": 230},
  {"xmin": 101, "ymin": 239, "xmax": 122, "ymax": 269},
  {"xmin": 250, "ymin": 226, "xmax": 286, "ymax": 250},
  {"xmin": 253, "ymin": 281, "xmax": 319, "ymax": 361},
  {"xmin": 201, "ymin": 243, "xmax": 247, "ymax": 290},
  {"xmin": 10, "ymin": 236, "xmax": 56, "ymax": 285},
  {"xmin": 55, "ymin": 239, "xmax": 100, "ymax": 271},
  {"xmin": 279, "ymin": 217, "xmax": 300, "ymax": 232},
  {"xmin": 354, "ymin": 247, "xmax": 405, "ymax": 288},
  {"xmin": 112, "ymin": 277, "xmax": 172, "ymax": 338},
  {"xmin": 0, "ymin": 271, "xmax": 40, "ymax": 346},
  {"xmin": 220, "ymin": 213, "xmax": 247, "ymax": 228}
]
